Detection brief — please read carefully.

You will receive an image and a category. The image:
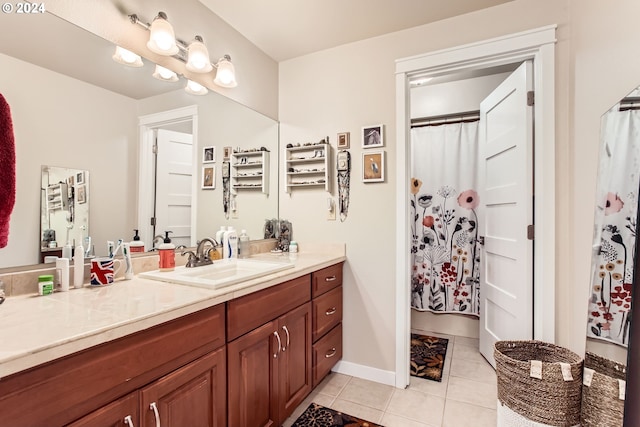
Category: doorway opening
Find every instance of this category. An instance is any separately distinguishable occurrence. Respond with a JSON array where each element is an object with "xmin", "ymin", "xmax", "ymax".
[
  {"xmin": 395, "ymin": 26, "xmax": 557, "ymax": 388},
  {"xmin": 138, "ymin": 105, "xmax": 199, "ymax": 249}
]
